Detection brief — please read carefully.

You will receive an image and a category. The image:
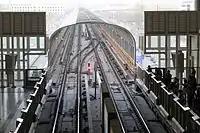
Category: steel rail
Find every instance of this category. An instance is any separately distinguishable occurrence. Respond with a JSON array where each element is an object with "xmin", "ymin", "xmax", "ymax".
[
  {"xmin": 100, "ymin": 40, "xmax": 151, "ymax": 133},
  {"xmin": 60, "ymin": 30, "xmax": 73, "ymax": 64},
  {"xmin": 88, "ymin": 27, "xmax": 126, "ymax": 133},
  {"xmin": 90, "ymin": 24, "xmax": 151, "ymax": 133},
  {"xmin": 76, "ymin": 24, "xmax": 82, "ymax": 133},
  {"xmin": 50, "ymin": 27, "xmax": 75, "ymax": 90},
  {"xmin": 49, "ymin": 27, "xmax": 69, "ymax": 66},
  {"xmin": 68, "ymin": 40, "xmax": 92, "ymax": 72},
  {"xmin": 94, "ymin": 42, "xmax": 126, "ymax": 133},
  {"xmin": 78, "ymin": 42, "xmax": 99, "ymax": 133},
  {"xmin": 51, "ymin": 27, "xmax": 75, "ymax": 133},
  {"xmin": 49, "ymin": 27, "xmax": 72, "ymax": 77},
  {"xmin": 76, "ymin": 24, "xmax": 101, "ymax": 133}
]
